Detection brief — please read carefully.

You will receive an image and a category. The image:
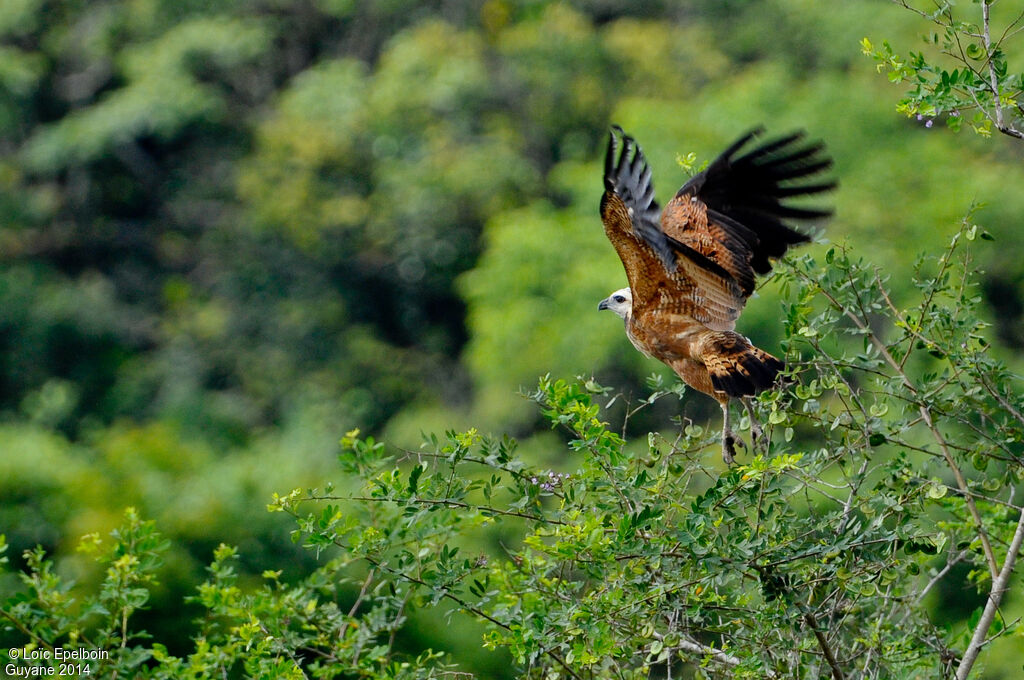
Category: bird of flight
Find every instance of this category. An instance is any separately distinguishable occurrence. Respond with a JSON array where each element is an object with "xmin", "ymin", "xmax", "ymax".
[{"xmin": 597, "ymin": 125, "xmax": 834, "ymax": 463}]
